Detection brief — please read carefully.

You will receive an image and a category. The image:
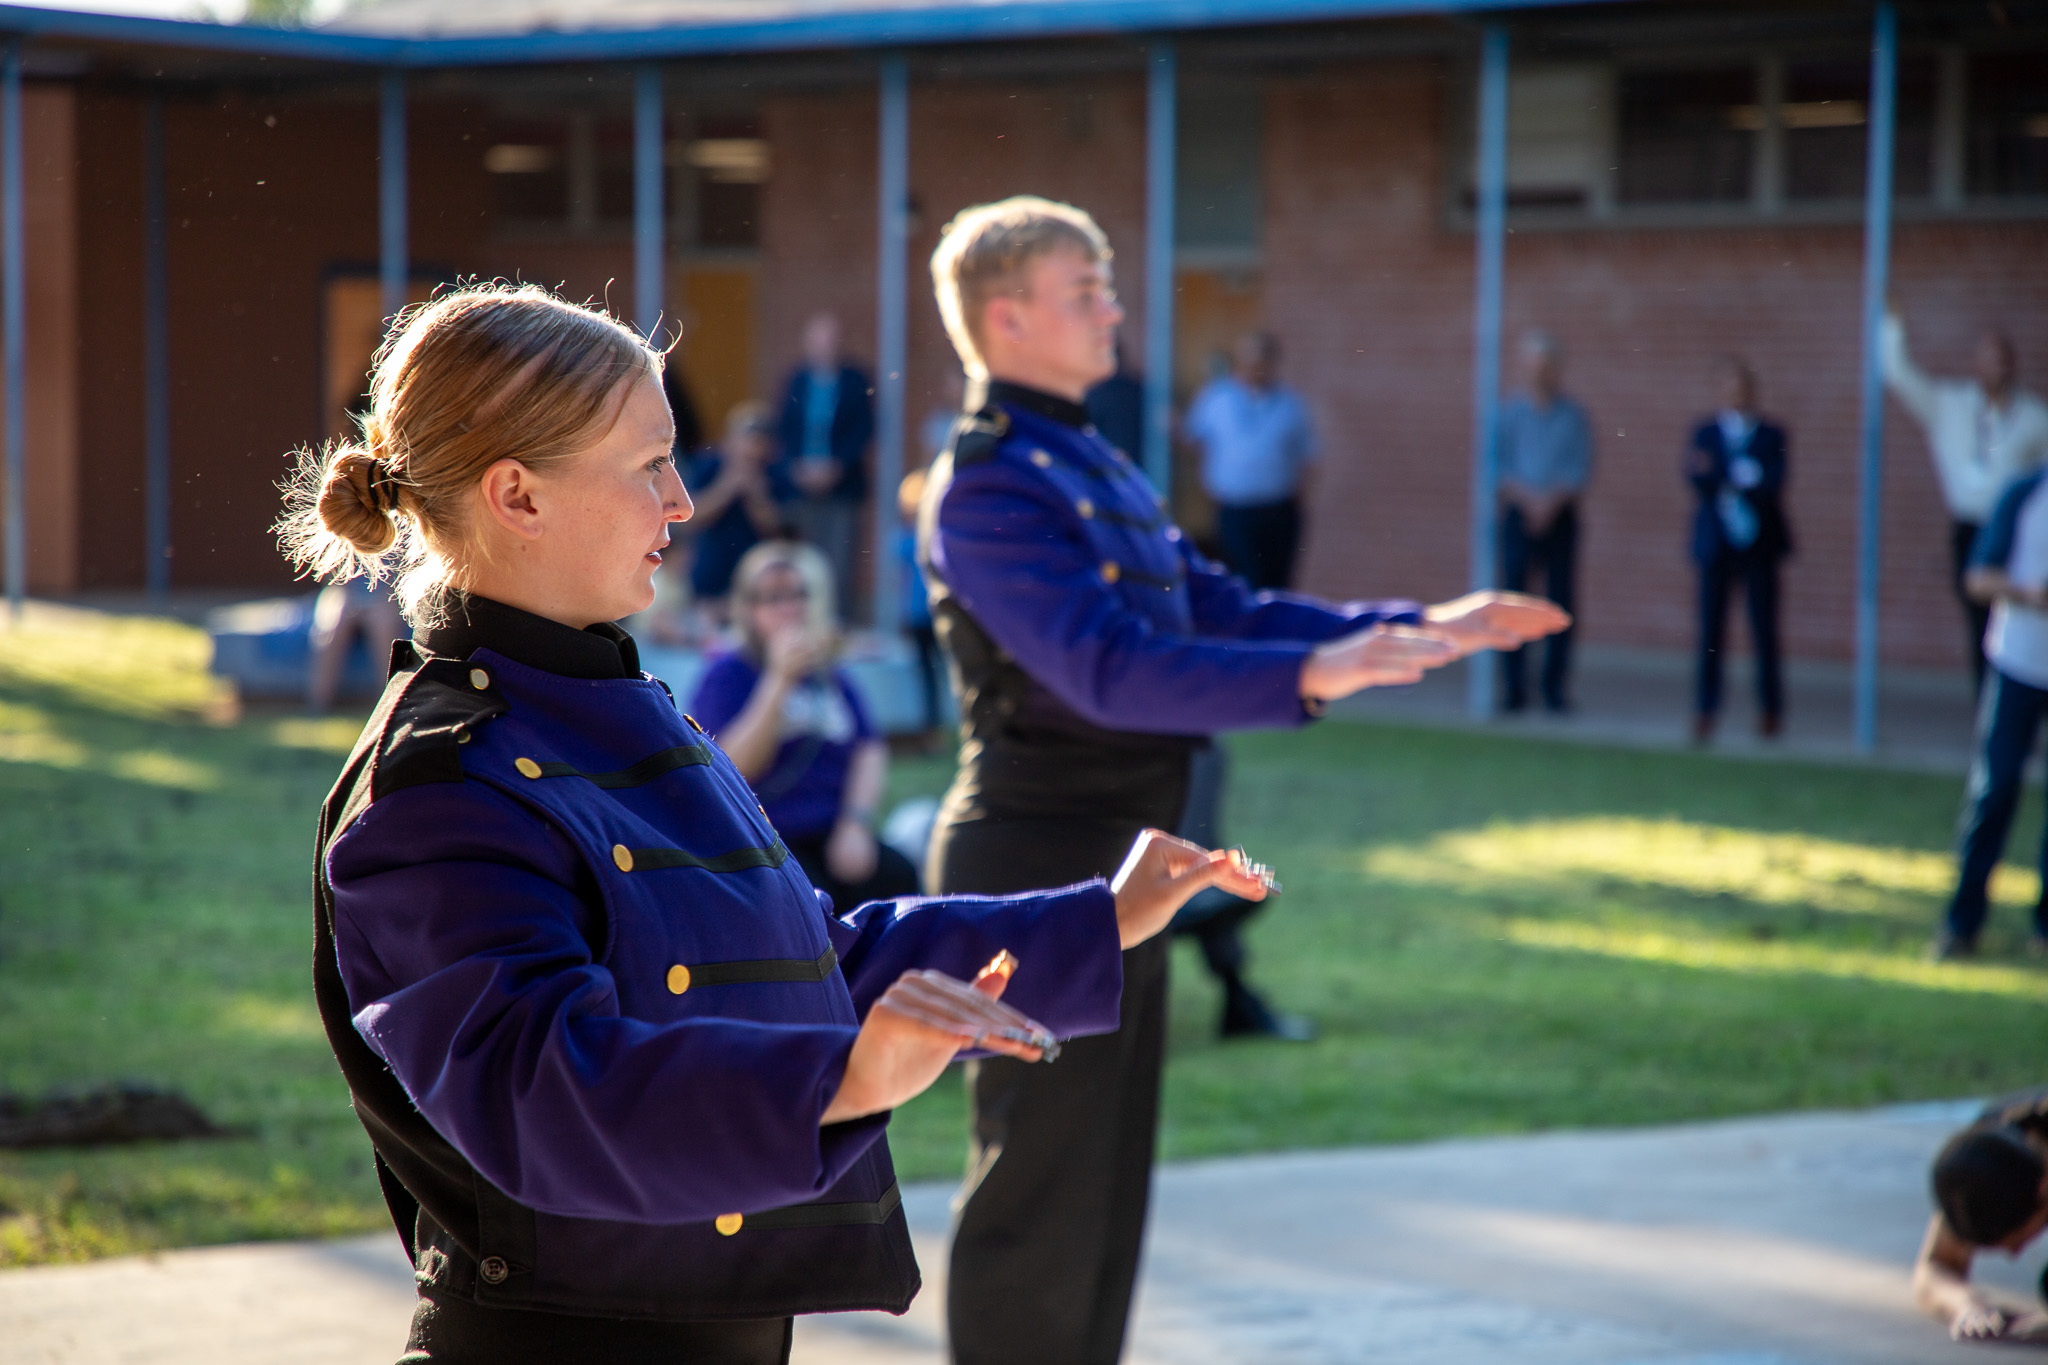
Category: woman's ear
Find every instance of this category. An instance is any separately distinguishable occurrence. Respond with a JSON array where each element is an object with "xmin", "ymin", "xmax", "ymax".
[{"xmin": 476, "ymin": 458, "xmax": 545, "ymax": 542}]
